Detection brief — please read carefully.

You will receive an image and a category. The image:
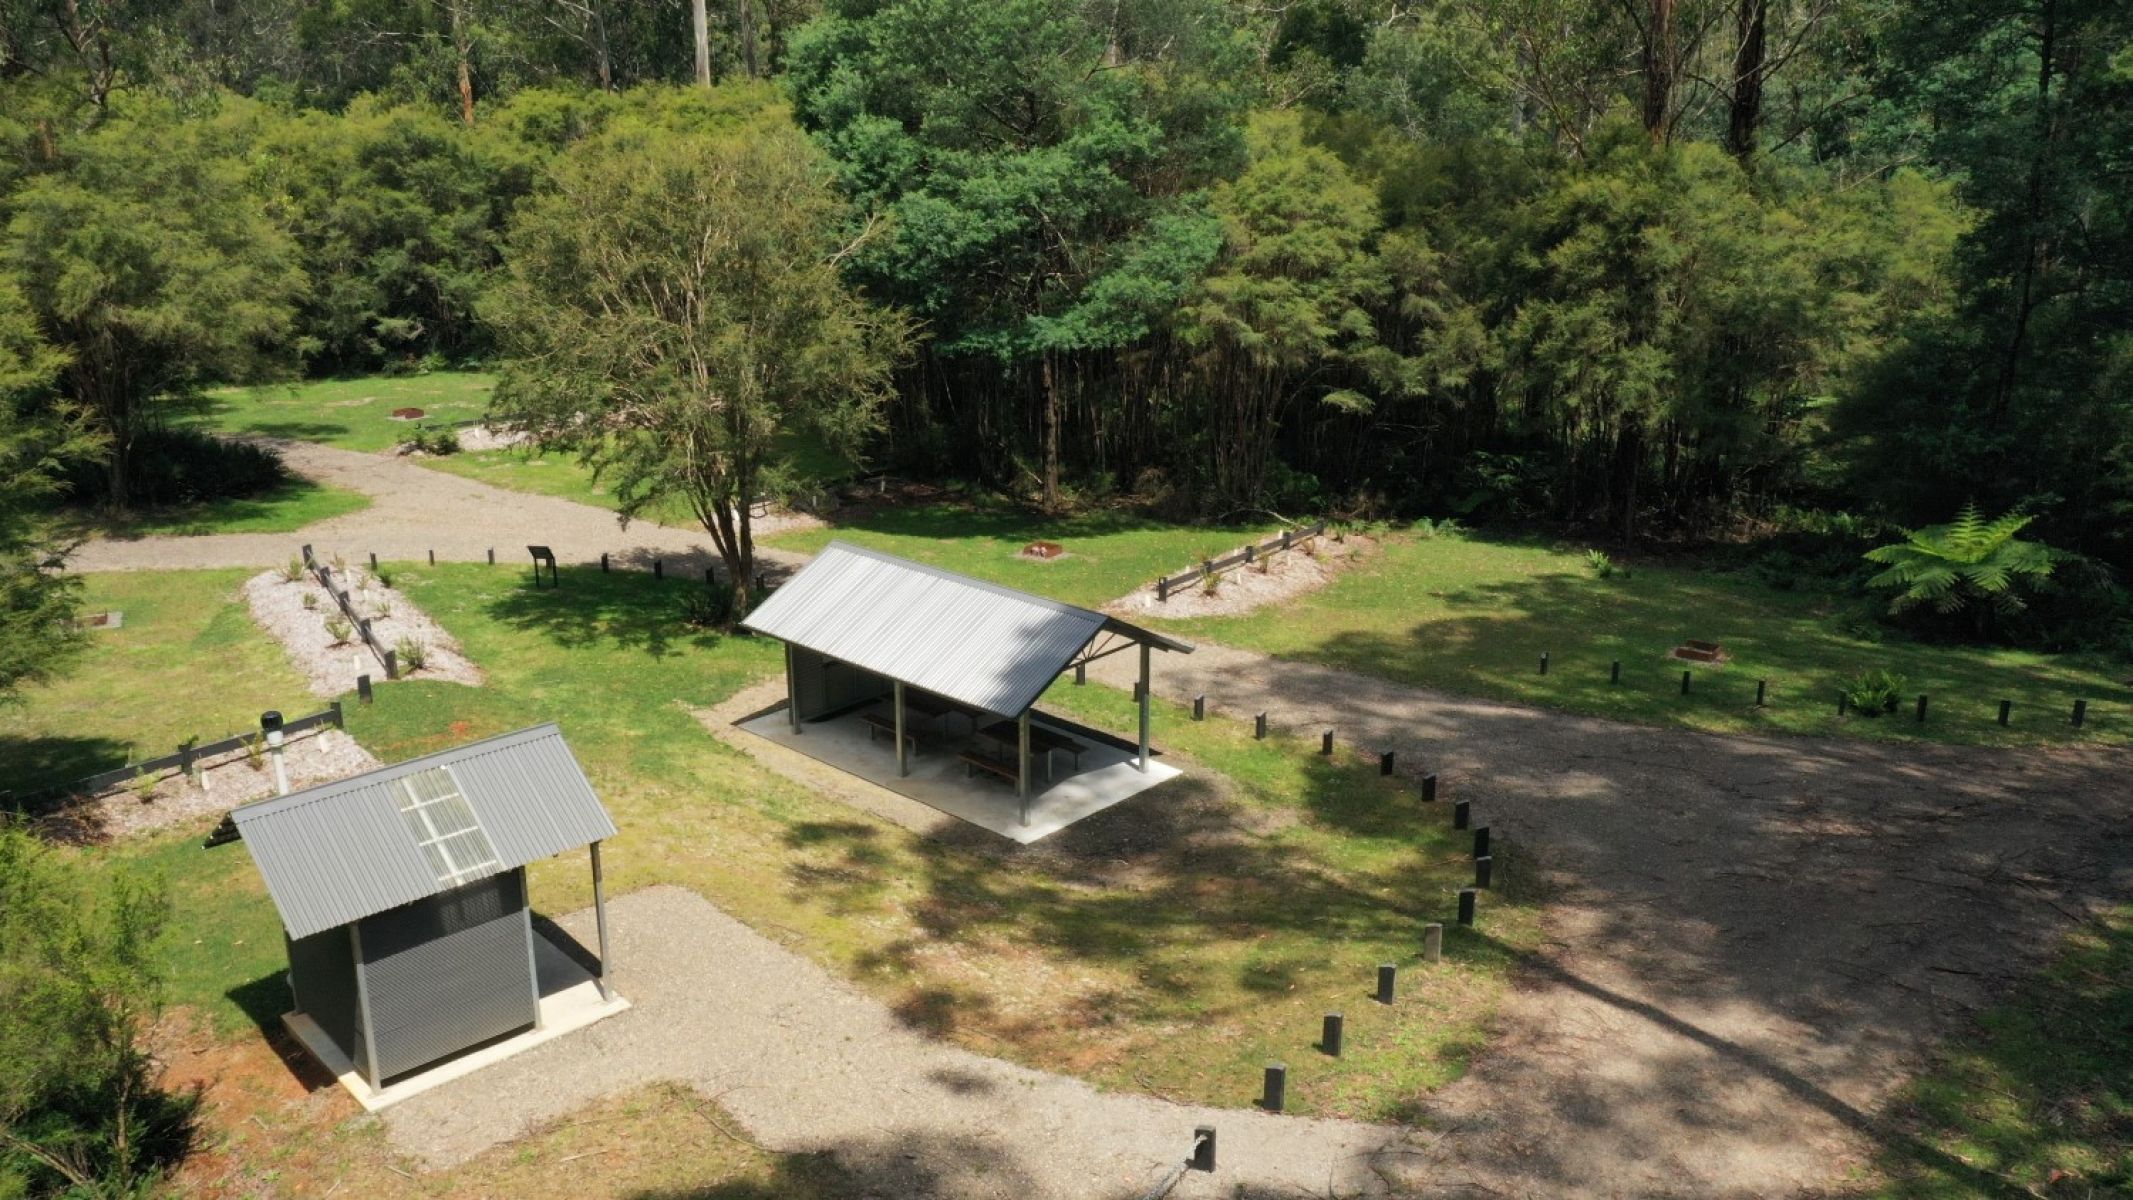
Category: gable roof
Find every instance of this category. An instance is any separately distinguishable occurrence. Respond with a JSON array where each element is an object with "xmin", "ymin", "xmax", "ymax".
[
  {"xmin": 231, "ymin": 724, "xmax": 615, "ymax": 940},
  {"xmin": 741, "ymin": 541, "xmax": 1190, "ymax": 718}
]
